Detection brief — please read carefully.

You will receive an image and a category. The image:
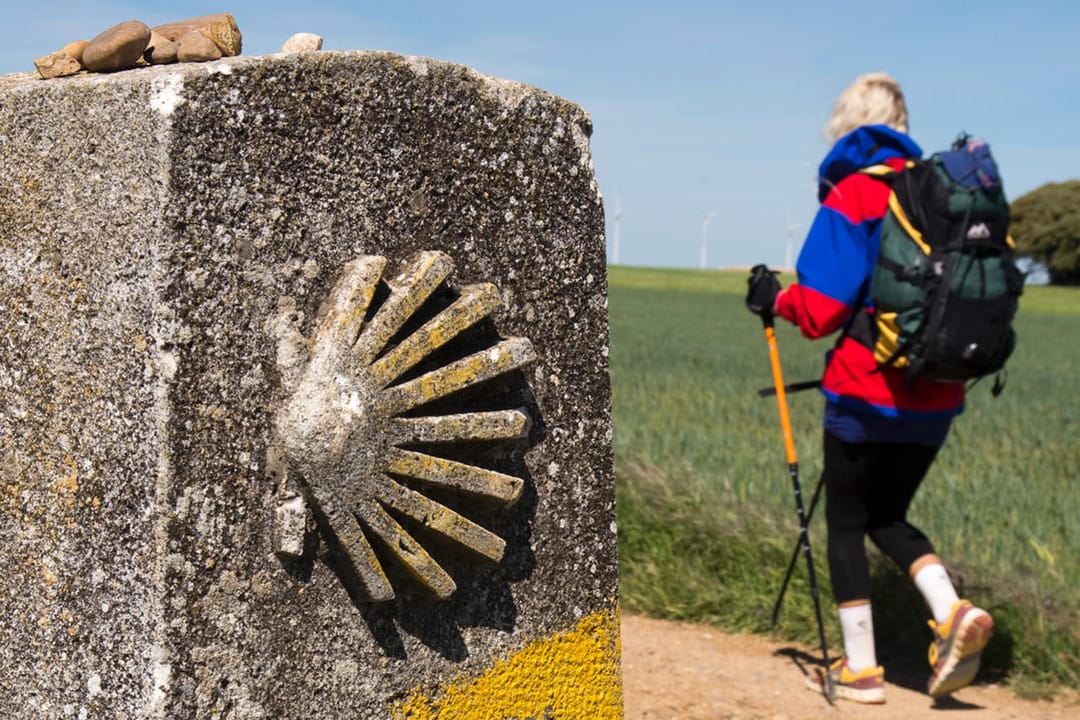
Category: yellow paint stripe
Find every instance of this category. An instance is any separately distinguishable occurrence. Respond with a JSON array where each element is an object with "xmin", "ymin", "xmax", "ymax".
[
  {"xmin": 385, "ymin": 448, "xmax": 523, "ymax": 506},
  {"xmin": 362, "ymin": 500, "xmax": 457, "ymax": 599},
  {"xmin": 392, "ymin": 609, "xmax": 623, "ymax": 720},
  {"xmin": 354, "ymin": 251, "xmax": 453, "ymax": 363},
  {"xmin": 312, "ymin": 490, "xmax": 394, "ymax": 601},
  {"xmin": 372, "ymin": 480, "xmax": 506, "ymax": 561},
  {"xmin": 390, "ymin": 410, "xmax": 530, "ymax": 444},
  {"xmin": 314, "ymin": 256, "xmax": 385, "ymax": 350},
  {"xmin": 370, "ymin": 283, "xmax": 502, "ymax": 387},
  {"xmin": 379, "ymin": 338, "xmax": 536, "ymax": 416}
]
